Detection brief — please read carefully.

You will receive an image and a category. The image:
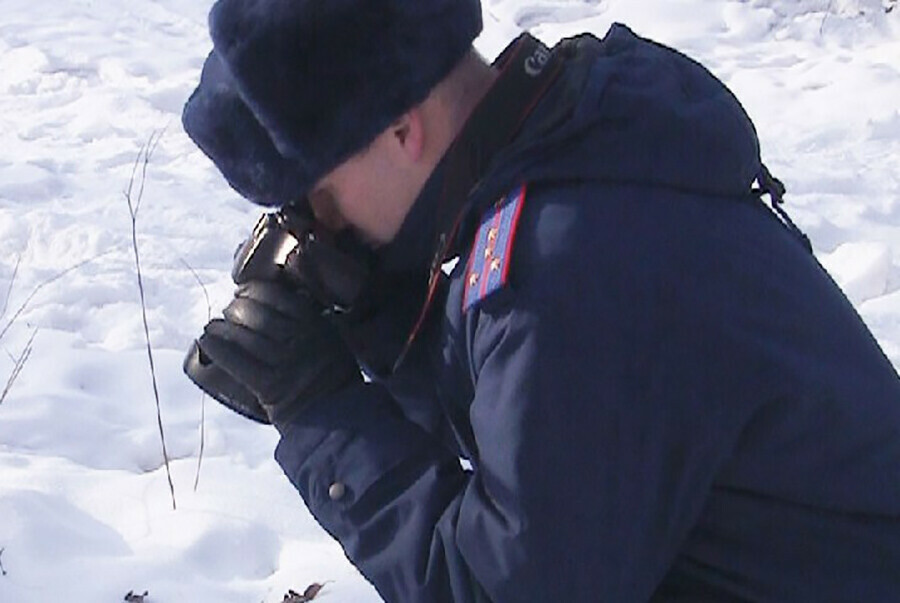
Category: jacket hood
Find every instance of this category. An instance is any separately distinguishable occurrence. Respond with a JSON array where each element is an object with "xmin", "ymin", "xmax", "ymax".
[{"xmin": 483, "ymin": 24, "xmax": 762, "ymax": 203}]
